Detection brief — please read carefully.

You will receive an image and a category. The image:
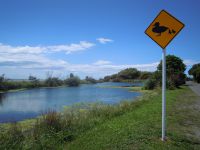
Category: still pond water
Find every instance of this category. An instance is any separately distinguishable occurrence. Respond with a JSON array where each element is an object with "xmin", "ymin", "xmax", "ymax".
[{"xmin": 0, "ymin": 82, "xmax": 142, "ymax": 123}]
